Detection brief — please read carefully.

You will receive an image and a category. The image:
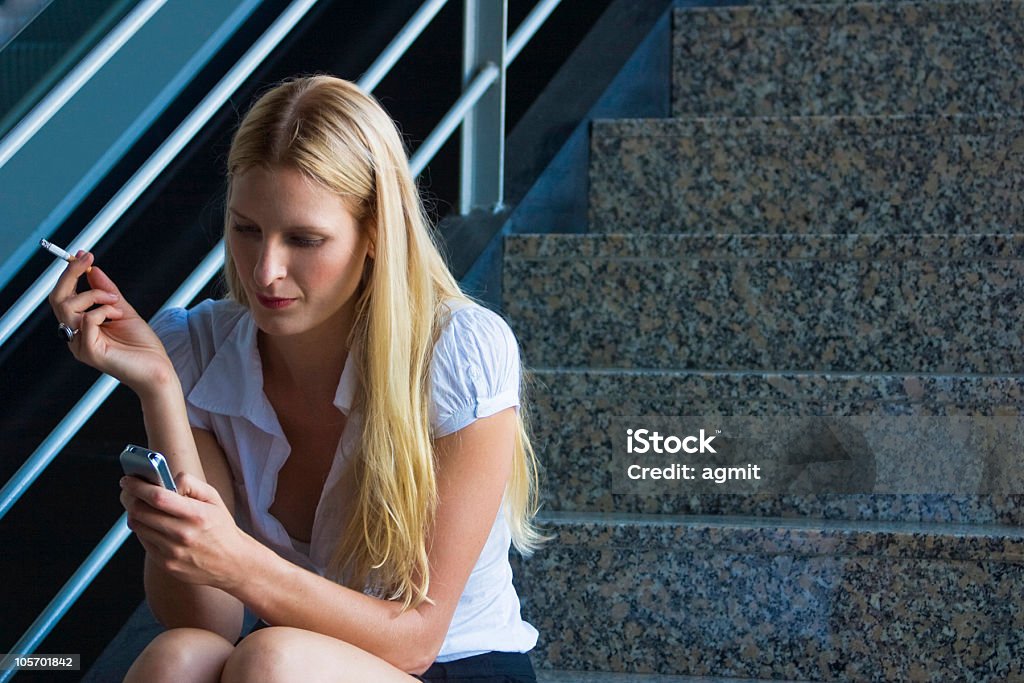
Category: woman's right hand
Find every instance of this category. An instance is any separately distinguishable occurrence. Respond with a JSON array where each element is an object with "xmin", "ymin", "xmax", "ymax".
[{"xmin": 48, "ymin": 251, "xmax": 176, "ymax": 398}]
